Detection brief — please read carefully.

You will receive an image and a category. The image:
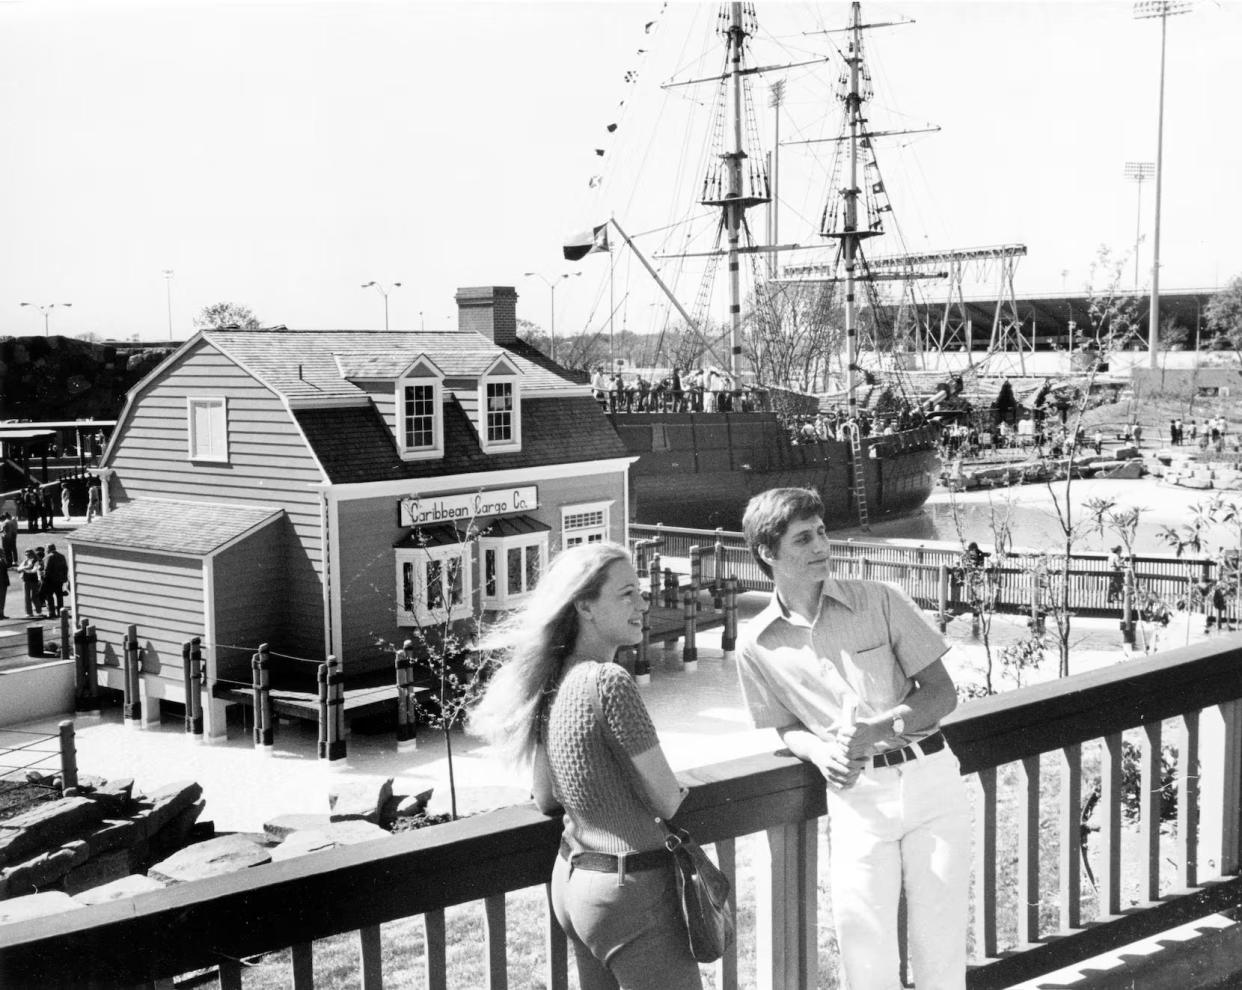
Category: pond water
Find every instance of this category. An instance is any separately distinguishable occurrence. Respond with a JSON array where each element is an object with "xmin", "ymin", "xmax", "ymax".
[{"xmin": 829, "ymin": 478, "xmax": 1240, "ymax": 557}]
